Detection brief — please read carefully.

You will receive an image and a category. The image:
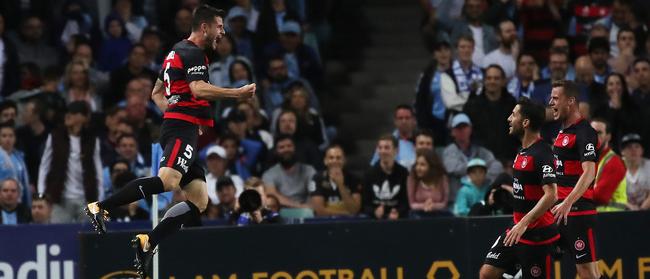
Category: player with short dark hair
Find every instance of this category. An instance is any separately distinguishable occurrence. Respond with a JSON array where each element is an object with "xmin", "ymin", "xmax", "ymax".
[
  {"xmin": 480, "ymin": 98, "xmax": 559, "ymax": 279},
  {"xmin": 84, "ymin": 4, "xmax": 255, "ymax": 278},
  {"xmin": 548, "ymin": 80, "xmax": 601, "ymax": 279}
]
